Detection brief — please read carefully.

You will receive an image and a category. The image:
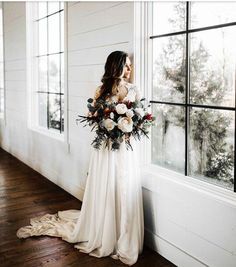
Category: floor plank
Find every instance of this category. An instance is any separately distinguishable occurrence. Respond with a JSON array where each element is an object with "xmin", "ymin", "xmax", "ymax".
[{"xmin": 0, "ymin": 147, "xmax": 176, "ymax": 267}]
